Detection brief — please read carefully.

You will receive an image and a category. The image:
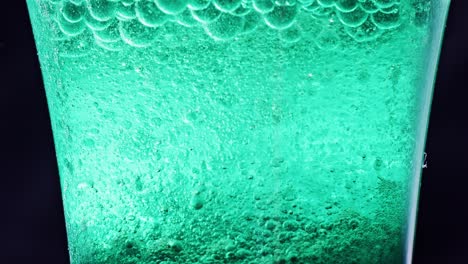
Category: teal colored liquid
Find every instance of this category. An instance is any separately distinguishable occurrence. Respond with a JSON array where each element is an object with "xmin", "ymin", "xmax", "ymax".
[{"xmin": 26, "ymin": 0, "xmax": 445, "ymax": 263}]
